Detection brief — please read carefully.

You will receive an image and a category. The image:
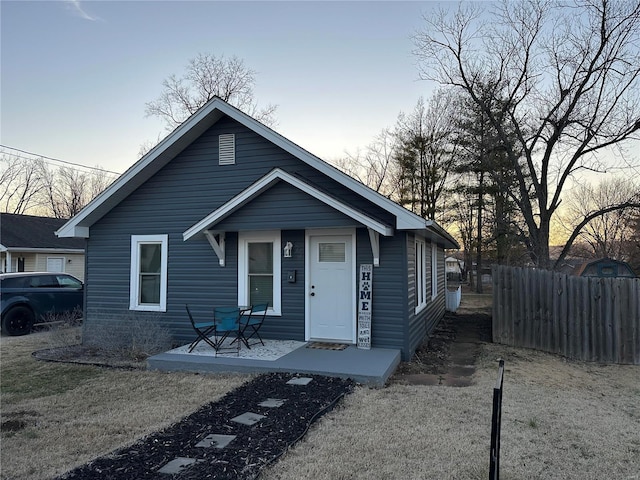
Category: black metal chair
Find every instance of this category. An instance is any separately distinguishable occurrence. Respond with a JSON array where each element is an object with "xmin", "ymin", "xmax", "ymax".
[
  {"xmin": 211, "ymin": 307, "xmax": 243, "ymax": 356},
  {"xmin": 239, "ymin": 303, "xmax": 268, "ymax": 348},
  {"xmin": 186, "ymin": 305, "xmax": 217, "ymax": 353}
]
